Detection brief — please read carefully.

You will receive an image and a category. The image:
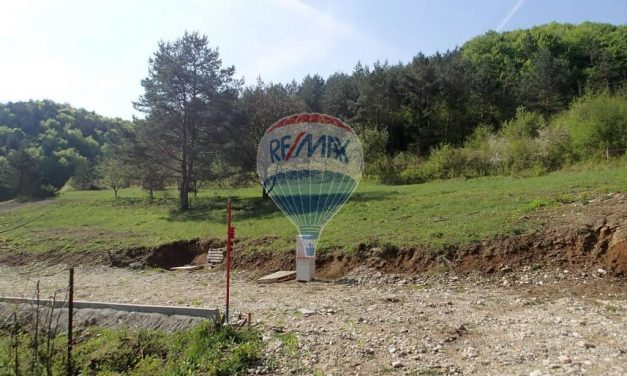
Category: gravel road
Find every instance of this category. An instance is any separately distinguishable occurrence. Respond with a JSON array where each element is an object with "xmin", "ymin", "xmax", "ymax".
[{"xmin": 1, "ymin": 263, "xmax": 625, "ymax": 376}]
